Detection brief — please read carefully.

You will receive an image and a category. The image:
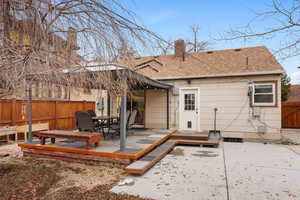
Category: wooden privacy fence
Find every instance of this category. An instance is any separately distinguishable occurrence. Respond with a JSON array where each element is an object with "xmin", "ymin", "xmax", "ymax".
[
  {"xmin": 282, "ymin": 101, "xmax": 300, "ymax": 128},
  {"xmin": 0, "ymin": 99, "xmax": 95, "ymax": 130}
]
